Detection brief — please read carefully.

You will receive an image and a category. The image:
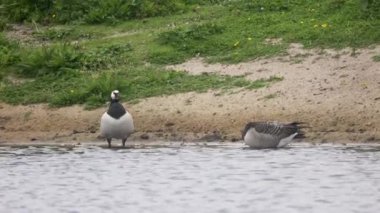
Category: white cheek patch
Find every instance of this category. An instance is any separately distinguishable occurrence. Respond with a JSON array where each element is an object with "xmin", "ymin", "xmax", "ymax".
[{"xmin": 111, "ymin": 90, "xmax": 120, "ymax": 99}]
